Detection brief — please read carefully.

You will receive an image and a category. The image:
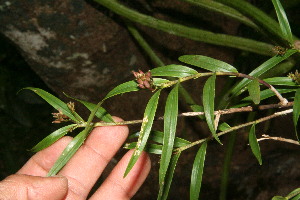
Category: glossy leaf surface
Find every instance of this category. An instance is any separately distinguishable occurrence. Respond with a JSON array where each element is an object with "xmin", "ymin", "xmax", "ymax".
[
  {"xmin": 159, "ymin": 84, "xmax": 179, "ymax": 185},
  {"xmin": 248, "ymin": 124, "xmax": 262, "ymax": 165},
  {"xmin": 190, "ymin": 142, "xmax": 207, "ymax": 200},
  {"xmin": 247, "ymin": 79, "xmax": 261, "ymax": 104},
  {"xmin": 30, "ymin": 124, "xmax": 77, "ymax": 152},
  {"xmin": 179, "ymin": 55, "xmax": 238, "ymax": 72},
  {"xmin": 124, "ymin": 90, "xmax": 161, "ymax": 177},
  {"xmin": 151, "ymin": 65, "xmax": 198, "ymax": 77},
  {"xmin": 203, "ymin": 74, "xmax": 221, "ymax": 144},
  {"xmin": 23, "ymin": 87, "xmax": 83, "ymax": 123}
]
